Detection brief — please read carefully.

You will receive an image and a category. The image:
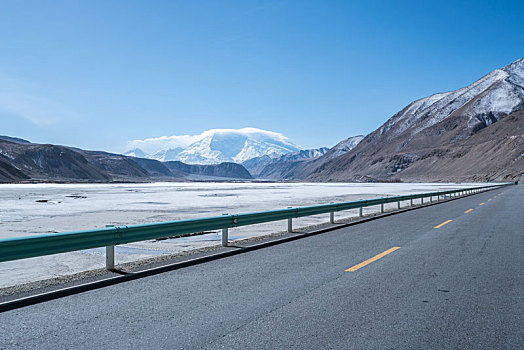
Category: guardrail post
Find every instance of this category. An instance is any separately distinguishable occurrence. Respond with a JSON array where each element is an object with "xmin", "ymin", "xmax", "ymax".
[
  {"xmin": 381, "ymin": 203, "xmax": 384, "ymax": 213},
  {"xmin": 359, "ymin": 207, "xmax": 363, "ymax": 217},
  {"xmin": 222, "ymin": 214, "xmax": 229, "ymax": 247},
  {"xmin": 288, "ymin": 207, "xmax": 293, "ymax": 232},
  {"xmin": 410, "ymin": 198, "xmax": 413, "ymax": 206},
  {"xmin": 397, "ymin": 201, "xmax": 401, "ymax": 209},
  {"xmin": 105, "ymin": 225, "xmax": 115, "ymax": 270},
  {"xmin": 329, "ymin": 211, "xmax": 335, "ymax": 224},
  {"xmin": 430, "ymin": 196, "xmax": 433, "ymax": 203}
]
